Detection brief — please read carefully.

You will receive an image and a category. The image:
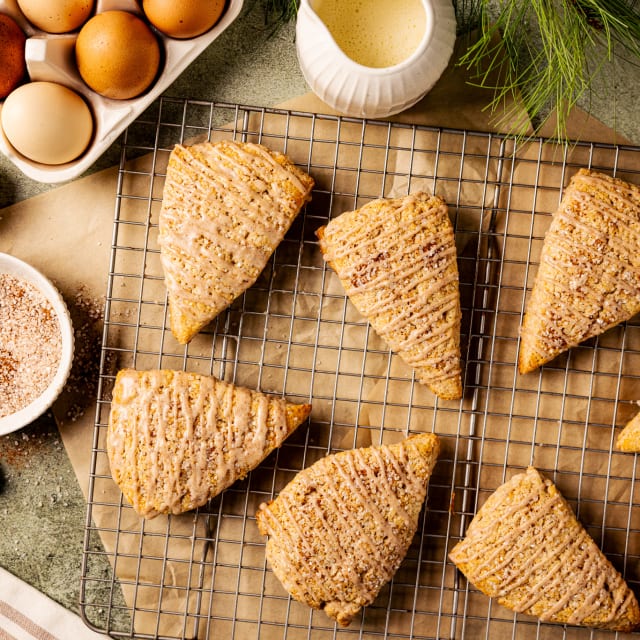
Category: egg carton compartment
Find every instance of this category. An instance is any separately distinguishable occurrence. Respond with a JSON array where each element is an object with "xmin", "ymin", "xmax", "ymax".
[{"xmin": 0, "ymin": 0, "xmax": 243, "ymax": 183}]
